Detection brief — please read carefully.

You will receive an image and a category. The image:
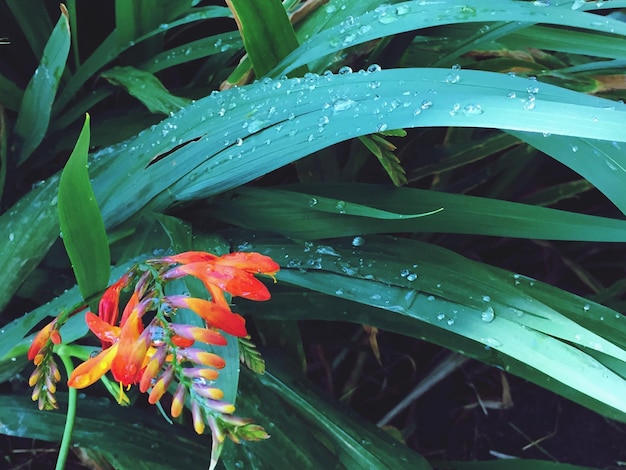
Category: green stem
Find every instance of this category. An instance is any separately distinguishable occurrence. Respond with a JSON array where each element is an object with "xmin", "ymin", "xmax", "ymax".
[{"xmin": 56, "ymin": 353, "xmax": 78, "ymax": 470}]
